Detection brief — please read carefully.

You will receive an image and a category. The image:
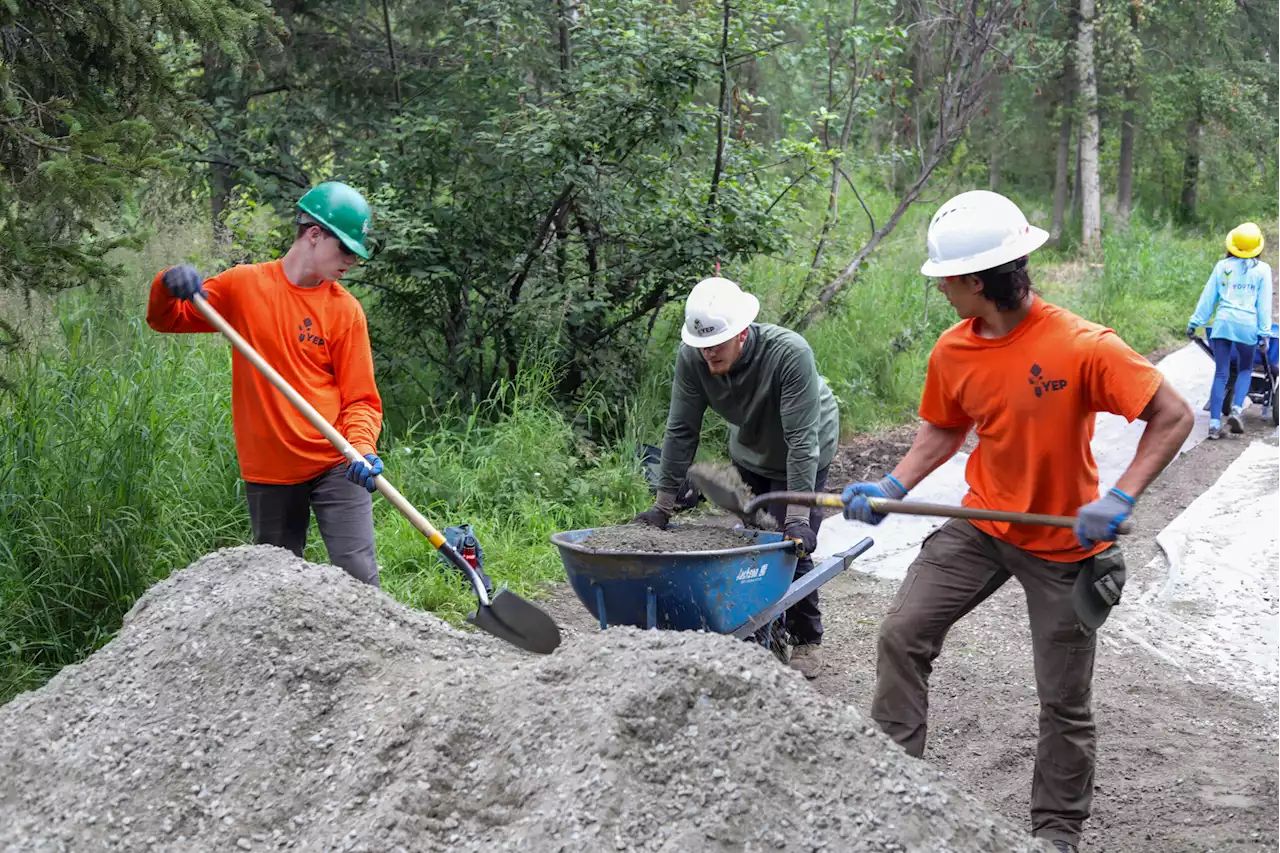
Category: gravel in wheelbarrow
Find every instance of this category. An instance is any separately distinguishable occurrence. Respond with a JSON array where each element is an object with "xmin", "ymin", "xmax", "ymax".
[{"xmin": 581, "ymin": 523, "xmax": 756, "ymax": 553}]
